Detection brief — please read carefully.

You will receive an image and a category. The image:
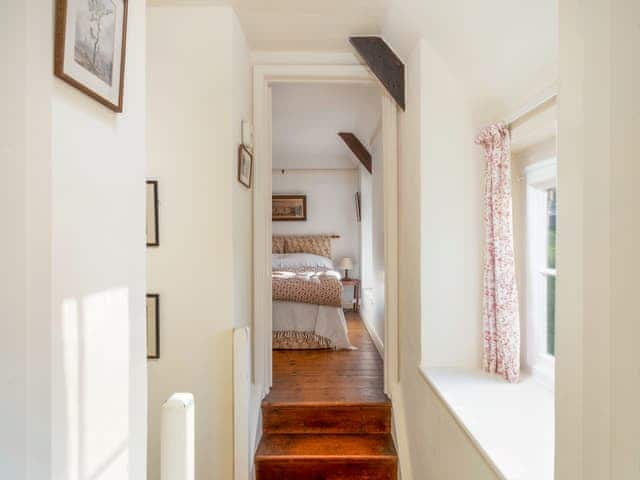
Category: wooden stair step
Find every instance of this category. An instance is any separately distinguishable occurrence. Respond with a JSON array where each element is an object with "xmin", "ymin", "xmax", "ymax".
[
  {"xmin": 256, "ymin": 433, "xmax": 397, "ymax": 480},
  {"xmin": 263, "ymin": 402, "xmax": 391, "ymax": 434}
]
